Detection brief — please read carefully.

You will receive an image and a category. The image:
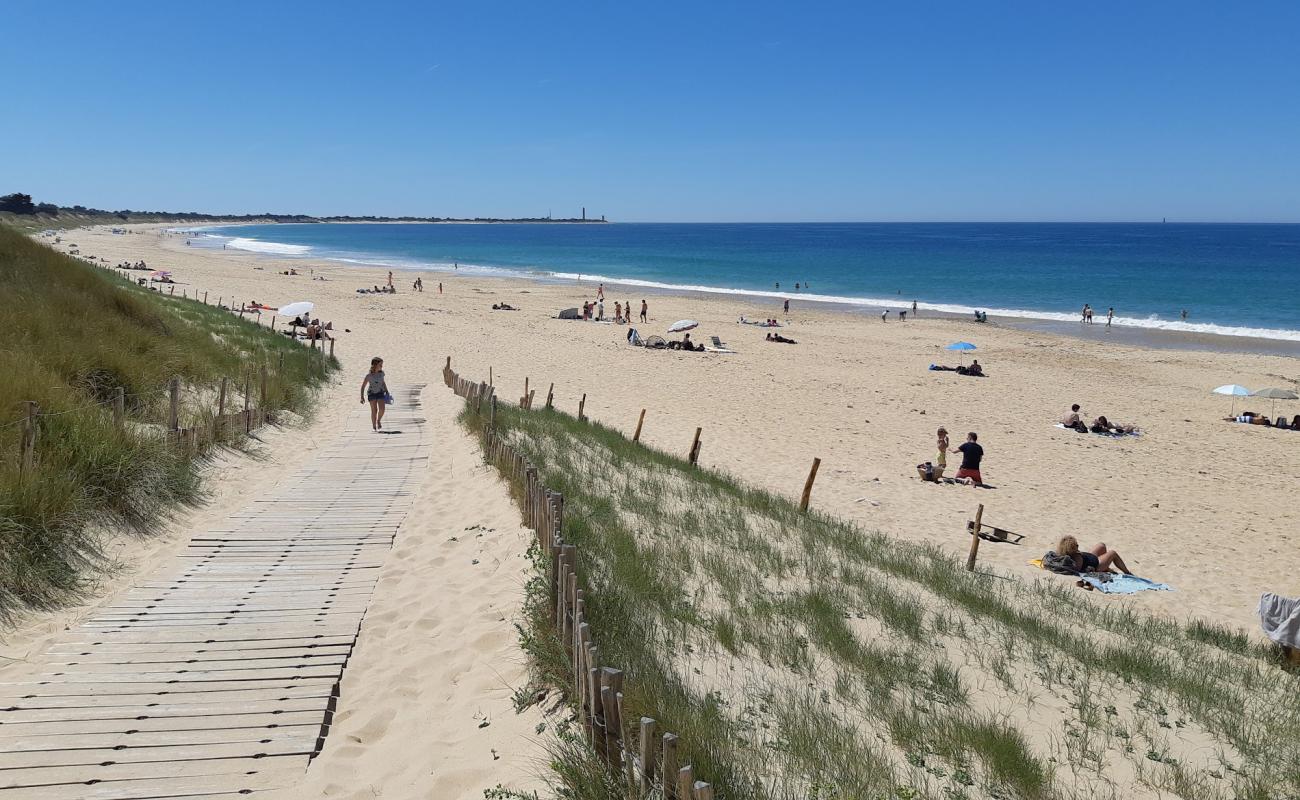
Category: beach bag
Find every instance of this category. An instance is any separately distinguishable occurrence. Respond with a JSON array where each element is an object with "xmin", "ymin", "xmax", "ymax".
[
  {"xmin": 383, "ymin": 390, "xmax": 395, "ymax": 405},
  {"xmin": 1042, "ymin": 551, "xmax": 1080, "ymax": 575}
]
